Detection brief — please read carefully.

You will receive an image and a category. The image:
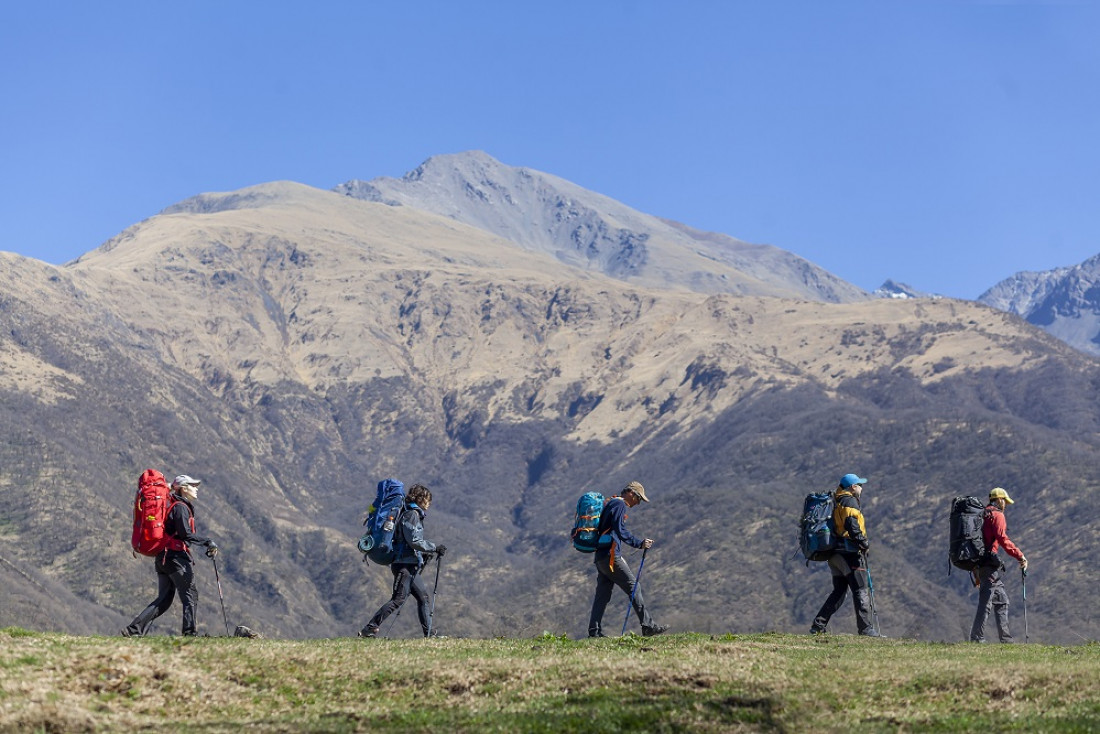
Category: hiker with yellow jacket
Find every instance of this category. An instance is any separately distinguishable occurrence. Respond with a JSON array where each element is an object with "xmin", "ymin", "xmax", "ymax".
[{"xmin": 809, "ymin": 473, "xmax": 882, "ymax": 637}]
